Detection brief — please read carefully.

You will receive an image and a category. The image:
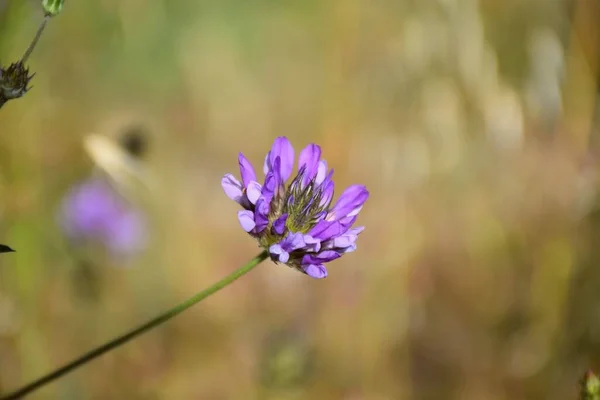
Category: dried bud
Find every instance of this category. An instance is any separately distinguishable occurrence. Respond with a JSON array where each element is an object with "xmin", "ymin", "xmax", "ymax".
[
  {"xmin": 0, "ymin": 62, "xmax": 34, "ymax": 106},
  {"xmin": 42, "ymin": 0, "xmax": 64, "ymax": 17},
  {"xmin": 0, "ymin": 244, "xmax": 14, "ymax": 253}
]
